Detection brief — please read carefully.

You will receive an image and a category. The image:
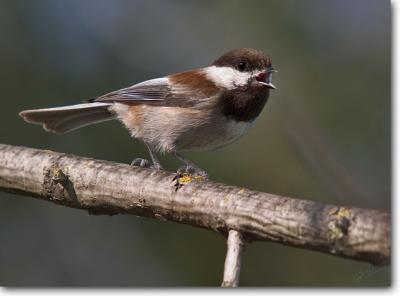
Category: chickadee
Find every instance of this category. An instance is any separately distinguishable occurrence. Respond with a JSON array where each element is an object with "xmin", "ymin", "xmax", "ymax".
[{"xmin": 19, "ymin": 48, "xmax": 276, "ymax": 177}]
